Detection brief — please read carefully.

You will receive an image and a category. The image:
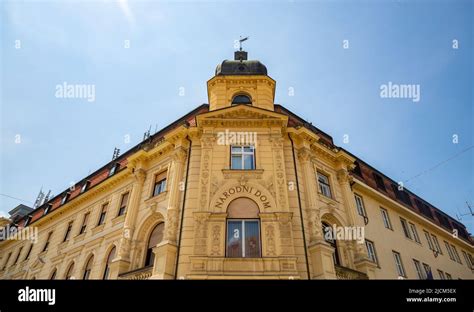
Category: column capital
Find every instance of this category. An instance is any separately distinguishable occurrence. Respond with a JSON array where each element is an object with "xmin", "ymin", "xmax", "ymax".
[{"xmin": 297, "ymin": 147, "xmax": 312, "ymax": 164}]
